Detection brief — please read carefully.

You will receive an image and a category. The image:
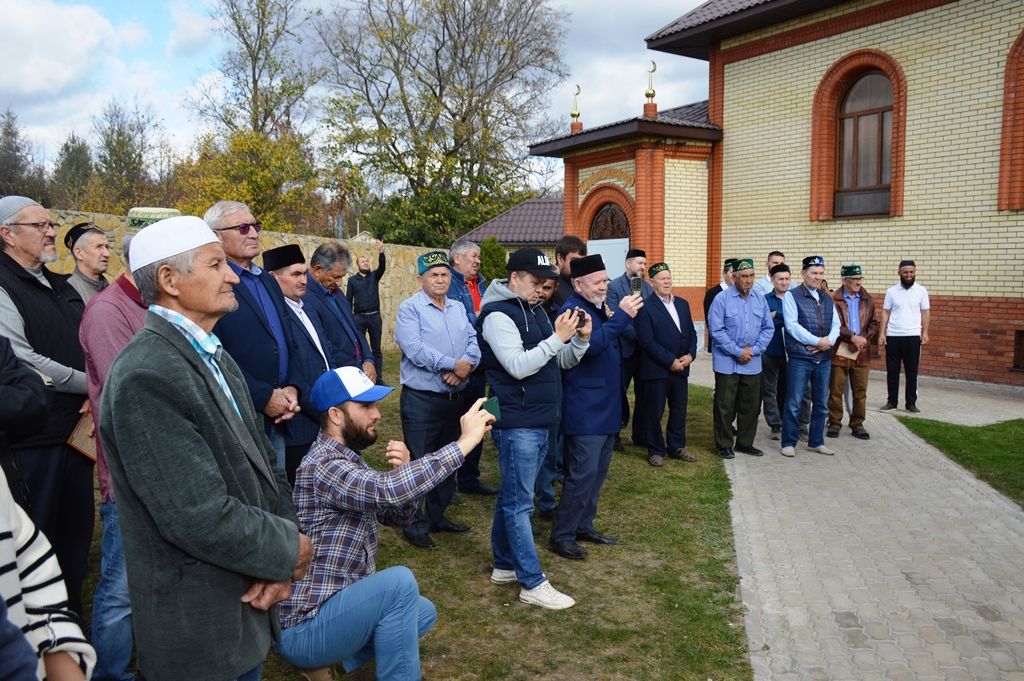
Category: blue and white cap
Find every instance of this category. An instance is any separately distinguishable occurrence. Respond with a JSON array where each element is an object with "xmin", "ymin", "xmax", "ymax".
[{"xmin": 312, "ymin": 366, "xmax": 395, "ymax": 412}]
